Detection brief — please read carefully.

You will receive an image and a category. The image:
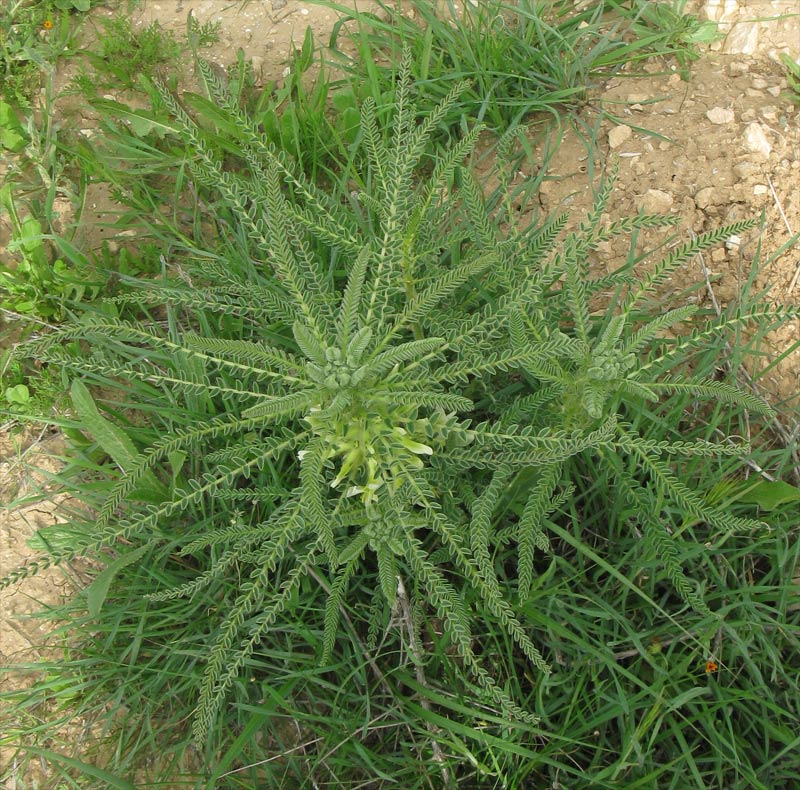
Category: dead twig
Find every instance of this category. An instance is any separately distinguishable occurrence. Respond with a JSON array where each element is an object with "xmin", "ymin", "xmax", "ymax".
[{"xmin": 395, "ymin": 573, "xmax": 453, "ymax": 788}]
